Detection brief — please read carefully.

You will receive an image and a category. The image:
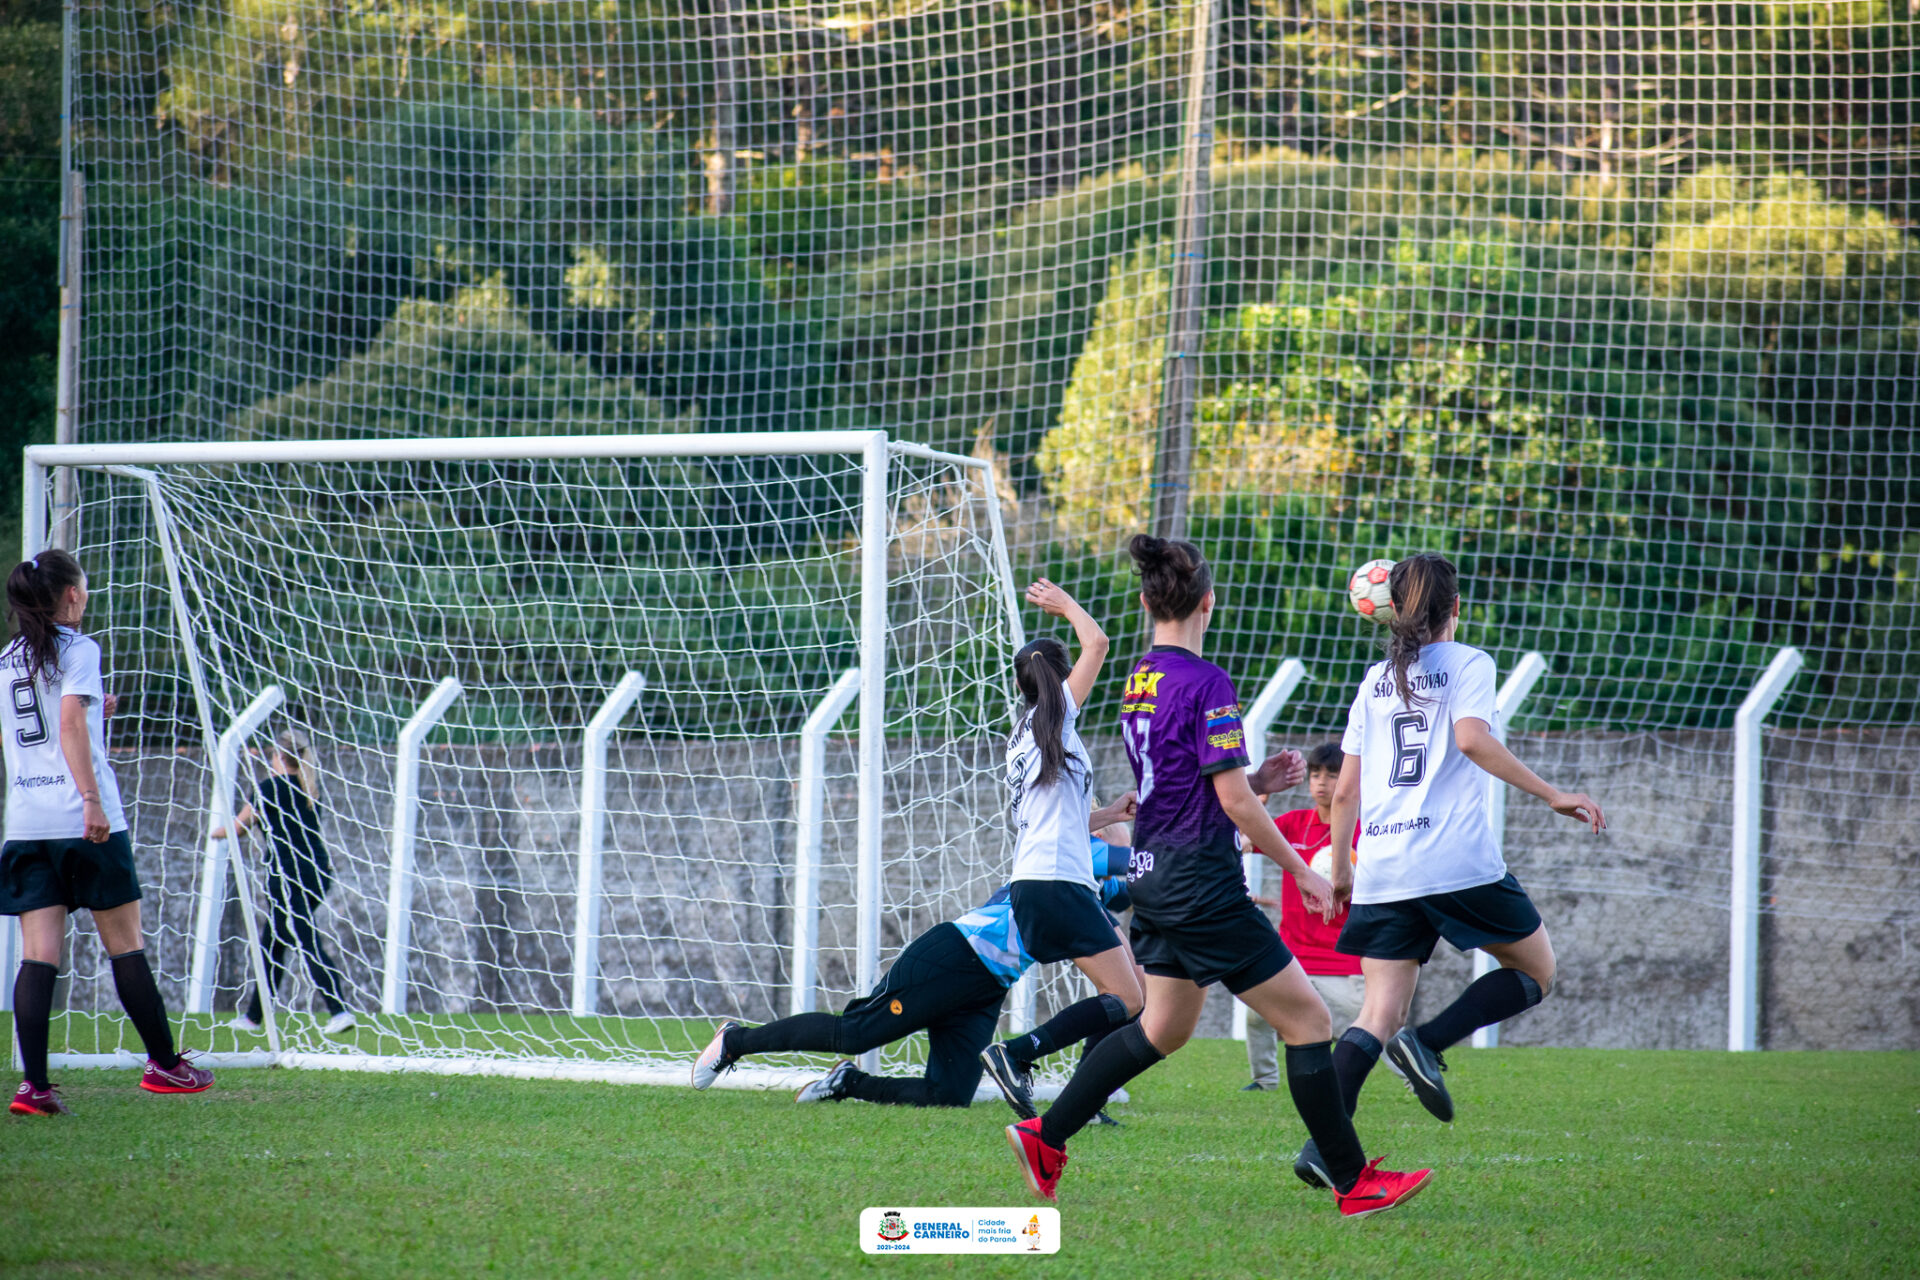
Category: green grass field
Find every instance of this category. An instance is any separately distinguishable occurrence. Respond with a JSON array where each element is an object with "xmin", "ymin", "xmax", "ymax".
[{"xmin": 2, "ymin": 1041, "xmax": 1914, "ymax": 1279}]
